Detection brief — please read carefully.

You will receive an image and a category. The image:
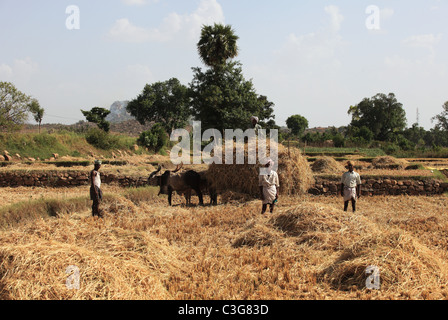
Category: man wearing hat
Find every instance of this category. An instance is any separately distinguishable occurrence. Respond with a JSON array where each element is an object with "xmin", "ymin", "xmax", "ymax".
[
  {"xmin": 340, "ymin": 161, "xmax": 361, "ymax": 212},
  {"xmin": 251, "ymin": 116, "xmax": 262, "ymax": 135},
  {"xmin": 90, "ymin": 160, "xmax": 103, "ymax": 217}
]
